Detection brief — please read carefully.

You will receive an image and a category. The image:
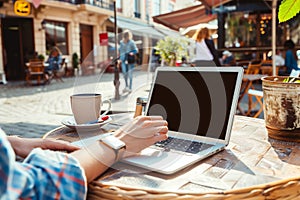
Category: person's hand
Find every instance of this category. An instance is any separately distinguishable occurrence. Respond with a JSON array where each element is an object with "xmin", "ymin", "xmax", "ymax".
[
  {"xmin": 114, "ymin": 116, "xmax": 168, "ymax": 158},
  {"xmin": 71, "ymin": 116, "xmax": 167, "ymax": 182},
  {"xmin": 7, "ymin": 136, "xmax": 80, "ymax": 158}
]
